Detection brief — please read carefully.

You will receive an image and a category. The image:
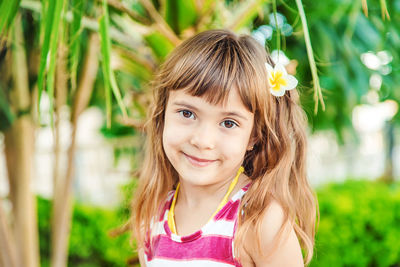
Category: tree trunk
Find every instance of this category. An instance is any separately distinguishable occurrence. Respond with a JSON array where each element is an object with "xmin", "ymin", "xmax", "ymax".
[
  {"xmin": 50, "ymin": 33, "xmax": 99, "ymax": 267},
  {"xmin": 0, "ymin": 201, "xmax": 18, "ymax": 267},
  {"xmin": 4, "ymin": 118, "xmax": 38, "ymax": 267},
  {"xmin": 3, "ymin": 14, "xmax": 40, "ymax": 267},
  {"xmin": 378, "ymin": 121, "xmax": 395, "ymax": 183},
  {"xmin": 52, "ymin": 31, "xmax": 68, "ymax": 257}
]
